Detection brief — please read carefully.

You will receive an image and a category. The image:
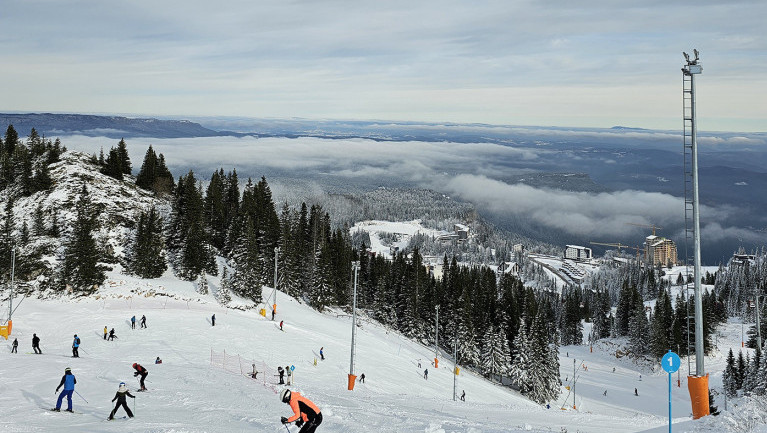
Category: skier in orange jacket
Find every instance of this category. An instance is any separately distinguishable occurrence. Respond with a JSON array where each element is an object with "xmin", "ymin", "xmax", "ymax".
[{"xmin": 280, "ymin": 389, "xmax": 322, "ymax": 432}]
